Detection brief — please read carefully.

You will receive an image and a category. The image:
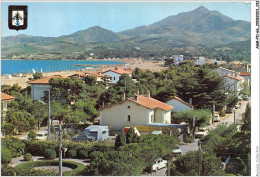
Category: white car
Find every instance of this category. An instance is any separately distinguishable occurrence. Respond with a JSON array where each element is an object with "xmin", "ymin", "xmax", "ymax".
[
  {"xmin": 173, "ymin": 145, "xmax": 182, "ymax": 156},
  {"xmin": 195, "ymin": 128, "xmax": 208, "ymax": 138},
  {"xmin": 213, "ymin": 114, "xmax": 220, "ymax": 122},
  {"xmin": 36, "ymin": 132, "xmax": 48, "ymax": 141},
  {"xmin": 152, "ymin": 158, "xmax": 167, "ymax": 171}
]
